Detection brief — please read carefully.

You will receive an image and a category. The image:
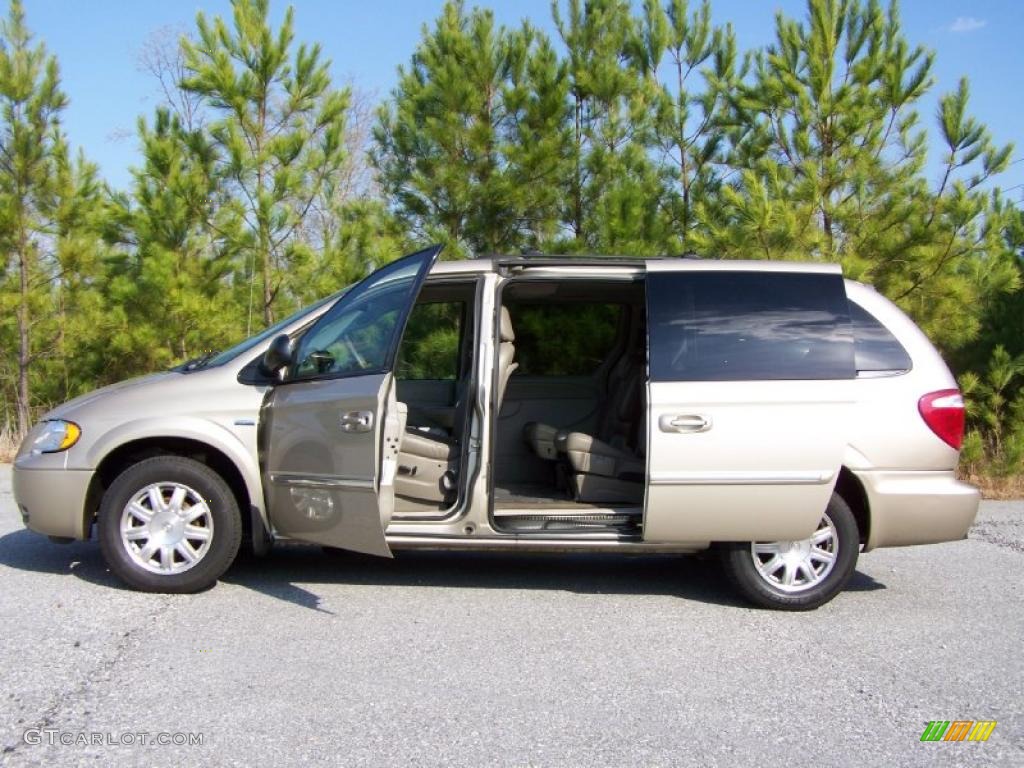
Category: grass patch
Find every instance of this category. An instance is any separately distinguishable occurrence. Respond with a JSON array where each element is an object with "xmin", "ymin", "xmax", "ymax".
[
  {"xmin": 0, "ymin": 421, "xmax": 20, "ymax": 463},
  {"xmin": 964, "ymin": 472, "xmax": 1024, "ymax": 500}
]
